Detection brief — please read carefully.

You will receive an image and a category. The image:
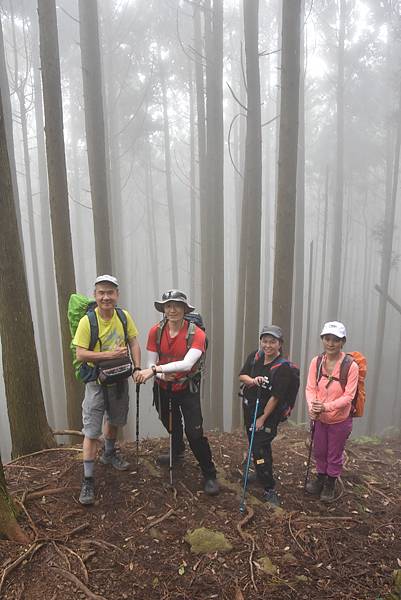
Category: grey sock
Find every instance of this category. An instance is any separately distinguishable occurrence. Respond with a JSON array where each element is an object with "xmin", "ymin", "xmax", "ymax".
[
  {"xmin": 83, "ymin": 460, "xmax": 94, "ymax": 479},
  {"xmin": 104, "ymin": 438, "xmax": 116, "ymax": 456}
]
